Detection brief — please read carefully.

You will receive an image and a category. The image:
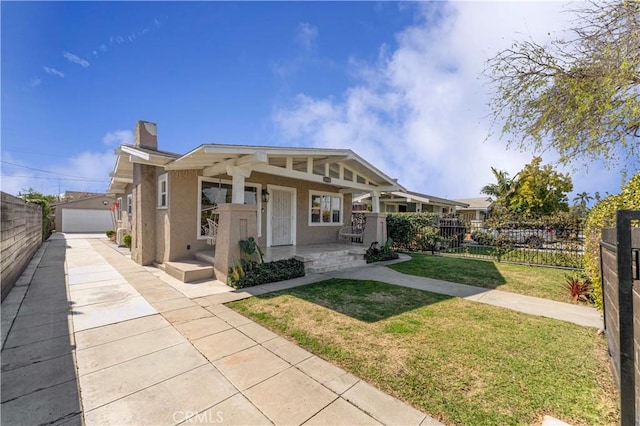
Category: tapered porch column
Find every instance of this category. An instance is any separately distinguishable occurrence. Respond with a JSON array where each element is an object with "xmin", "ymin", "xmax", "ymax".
[
  {"xmin": 363, "ymin": 212, "xmax": 387, "ymax": 248},
  {"xmin": 214, "ymin": 203, "xmax": 258, "ymax": 284},
  {"xmin": 370, "ymin": 191, "xmax": 381, "ymax": 213},
  {"xmin": 227, "ymin": 166, "xmax": 252, "ymax": 204}
]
